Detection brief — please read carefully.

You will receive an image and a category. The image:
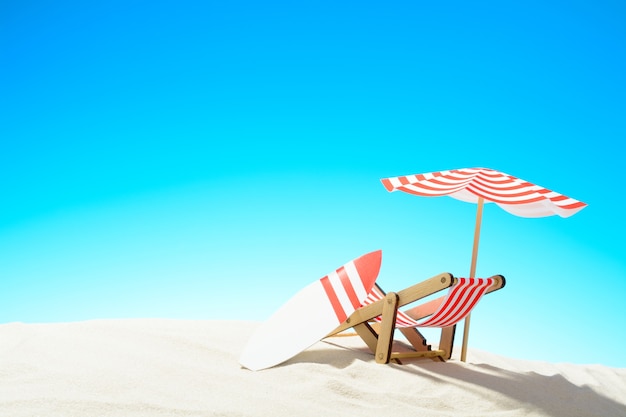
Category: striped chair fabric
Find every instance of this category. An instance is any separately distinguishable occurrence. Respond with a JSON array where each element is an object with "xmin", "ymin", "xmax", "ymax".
[{"xmin": 363, "ymin": 277, "xmax": 495, "ymax": 328}]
